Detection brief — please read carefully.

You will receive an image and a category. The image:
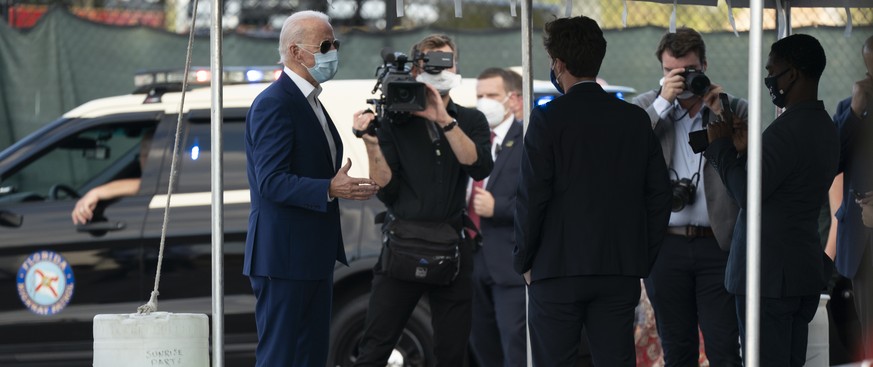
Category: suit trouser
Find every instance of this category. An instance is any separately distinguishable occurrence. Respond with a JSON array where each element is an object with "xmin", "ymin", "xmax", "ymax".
[
  {"xmin": 528, "ymin": 275, "xmax": 640, "ymax": 367},
  {"xmin": 353, "ymin": 242, "xmax": 473, "ymax": 367},
  {"xmin": 249, "ymin": 275, "xmax": 333, "ymax": 367},
  {"xmin": 643, "ymin": 234, "xmax": 742, "ymax": 366},
  {"xmin": 853, "ymin": 242, "xmax": 873, "ymax": 359},
  {"xmin": 469, "ymin": 251, "xmax": 527, "ymax": 367},
  {"xmin": 736, "ymin": 294, "xmax": 819, "ymax": 367}
]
